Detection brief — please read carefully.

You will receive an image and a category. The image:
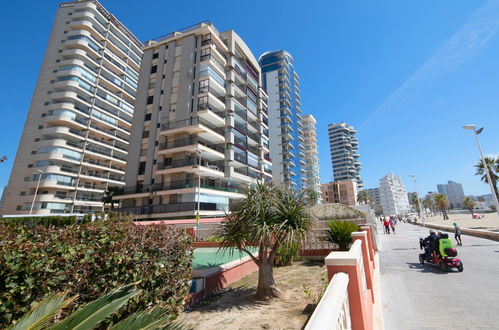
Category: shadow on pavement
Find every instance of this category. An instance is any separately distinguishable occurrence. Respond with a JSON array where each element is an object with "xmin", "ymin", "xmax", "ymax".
[{"xmin": 406, "ymin": 262, "xmax": 448, "ymax": 274}]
